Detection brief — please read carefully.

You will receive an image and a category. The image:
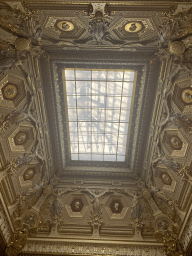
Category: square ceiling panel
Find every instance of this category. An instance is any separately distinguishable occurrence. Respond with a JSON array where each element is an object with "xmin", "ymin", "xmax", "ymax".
[{"xmin": 64, "ymin": 69, "xmax": 135, "ymax": 162}]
